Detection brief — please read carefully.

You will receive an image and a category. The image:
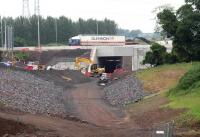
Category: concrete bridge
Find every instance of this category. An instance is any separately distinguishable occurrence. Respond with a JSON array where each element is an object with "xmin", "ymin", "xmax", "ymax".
[{"xmin": 0, "ymin": 45, "xmax": 172, "ymax": 72}]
